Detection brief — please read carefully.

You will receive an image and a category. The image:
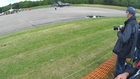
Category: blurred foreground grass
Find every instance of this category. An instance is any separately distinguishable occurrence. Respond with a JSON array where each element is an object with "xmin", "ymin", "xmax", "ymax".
[{"xmin": 0, "ymin": 17, "xmax": 129, "ymax": 79}]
